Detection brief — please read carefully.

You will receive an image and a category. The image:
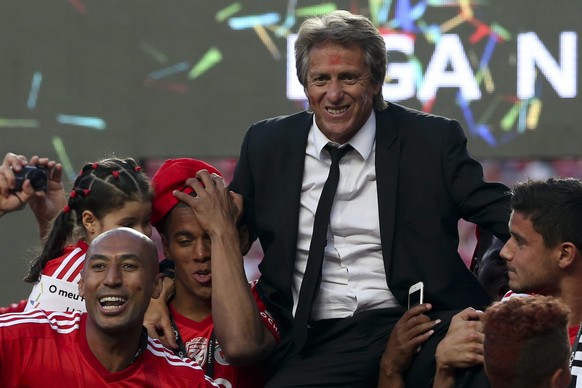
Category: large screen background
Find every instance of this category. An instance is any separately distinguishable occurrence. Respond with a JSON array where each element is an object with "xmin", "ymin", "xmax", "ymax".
[{"xmin": 0, "ymin": 1, "xmax": 581, "ymax": 305}]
